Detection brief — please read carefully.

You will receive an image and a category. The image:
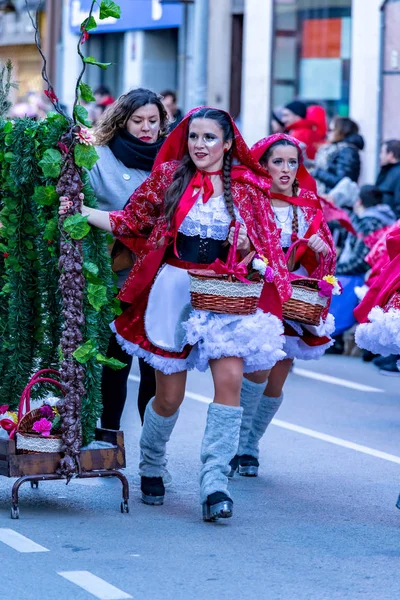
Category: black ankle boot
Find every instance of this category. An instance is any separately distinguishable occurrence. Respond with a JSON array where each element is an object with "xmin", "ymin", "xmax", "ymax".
[
  {"xmin": 202, "ymin": 492, "xmax": 233, "ymax": 522},
  {"xmin": 228, "ymin": 455, "xmax": 239, "ymax": 479},
  {"xmin": 238, "ymin": 454, "xmax": 259, "ymax": 477},
  {"xmin": 141, "ymin": 476, "xmax": 165, "ymax": 505}
]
